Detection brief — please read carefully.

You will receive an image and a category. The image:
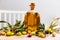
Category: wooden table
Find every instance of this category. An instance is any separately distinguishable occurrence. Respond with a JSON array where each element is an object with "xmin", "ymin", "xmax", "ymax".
[{"xmin": 0, "ymin": 34, "xmax": 60, "ymax": 40}]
